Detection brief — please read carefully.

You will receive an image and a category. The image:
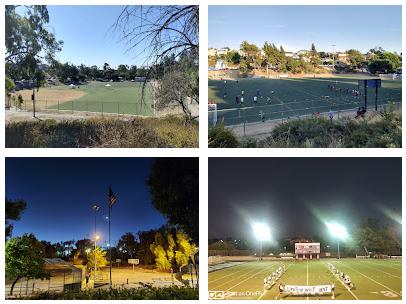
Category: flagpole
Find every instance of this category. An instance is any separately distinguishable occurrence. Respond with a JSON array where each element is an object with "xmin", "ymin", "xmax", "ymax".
[{"xmin": 109, "ymin": 203, "xmax": 112, "ymax": 288}]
